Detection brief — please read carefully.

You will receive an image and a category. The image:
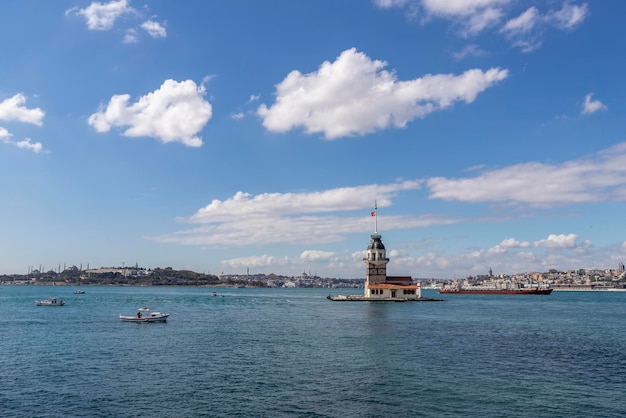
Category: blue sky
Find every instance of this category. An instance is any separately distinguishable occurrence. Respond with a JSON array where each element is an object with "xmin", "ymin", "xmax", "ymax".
[{"xmin": 1, "ymin": 0, "xmax": 624, "ymax": 279}]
